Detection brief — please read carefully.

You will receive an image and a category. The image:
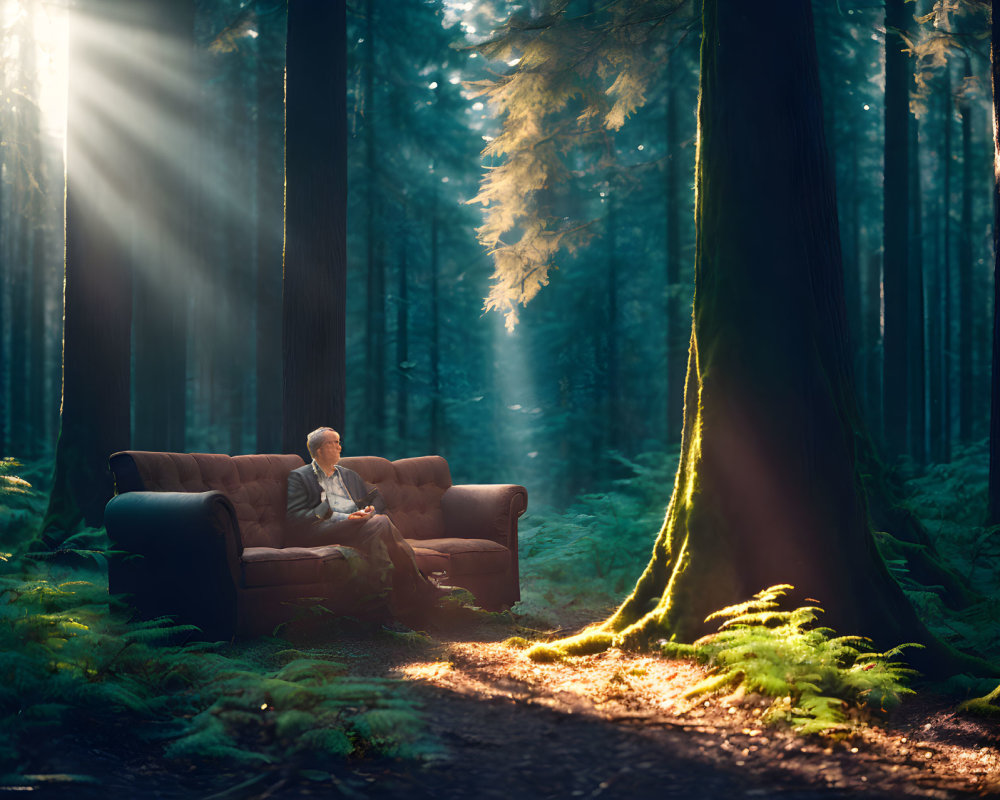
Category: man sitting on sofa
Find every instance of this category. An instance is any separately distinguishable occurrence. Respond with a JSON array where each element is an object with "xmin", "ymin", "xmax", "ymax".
[{"xmin": 286, "ymin": 426, "xmax": 447, "ymax": 625}]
